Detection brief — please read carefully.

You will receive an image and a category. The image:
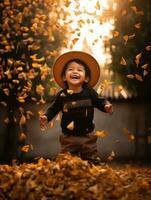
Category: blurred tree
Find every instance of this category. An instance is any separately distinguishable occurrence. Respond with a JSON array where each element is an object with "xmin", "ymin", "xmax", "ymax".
[
  {"xmin": 110, "ymin": 0, "xmax": 151, "ymax": 99},
  {"xmin": 0, "ymin": 0, "xmax": 70, "ymax": 163}
]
